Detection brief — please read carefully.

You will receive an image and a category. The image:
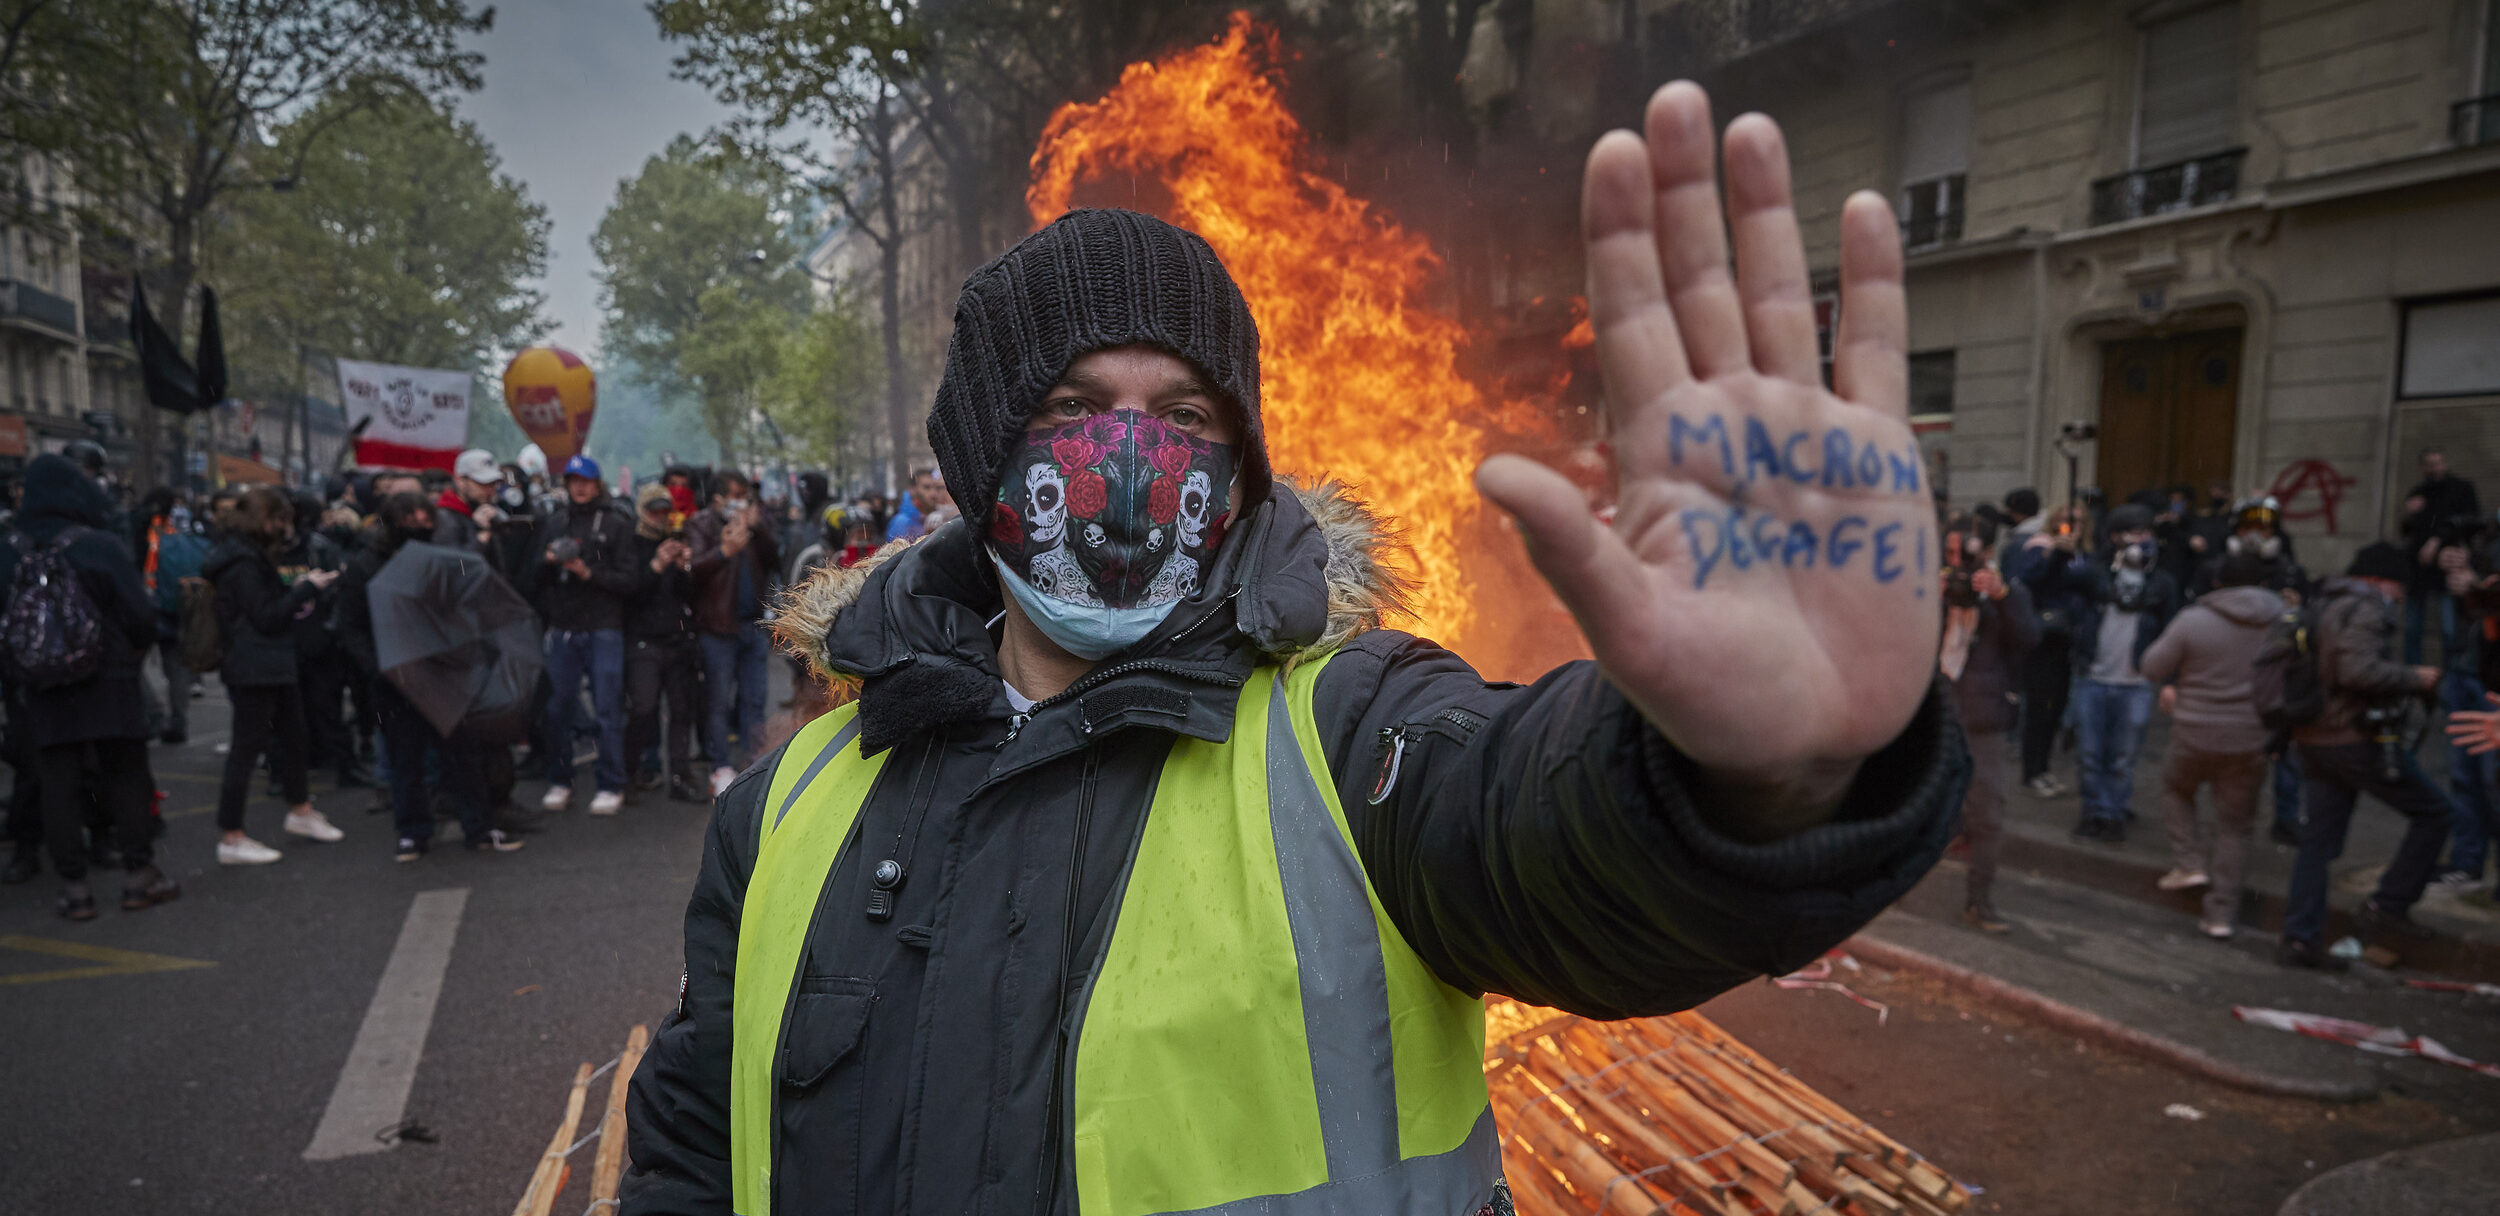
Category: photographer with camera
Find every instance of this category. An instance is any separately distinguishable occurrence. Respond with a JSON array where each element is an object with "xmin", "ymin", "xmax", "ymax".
[
  {"xmin": 2400, "ymin": 448, "xmax": 2480, "ymax": 665},
  {"xmin": 2041, "ymin": 503, "xmax": 2179, "ymax": 843},
  {"xmin": 2277, "ymin": 543, "xmax": 2453, "ymax": 969},
  {"xmin": 626, "ymin": 484, "xmax": 704, "ymax": 803},
  {"xmin": 1939, "ymin": 513, "xmax": 2039, "ymax": 932},
  {"xmin": 687, "ymin": 469, "xmax": 779, "ymax": 796},
  {"xmin": 2140, "ymin": 552, "xmax": 2282, "ymax": 939},
  {"xmin": 2009, "ymin": 502, "xmax": 2084, "ymax": 797},
  {"xmin": 529, "ymin": 455, "xmax": 638, "ymax": 816}
]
